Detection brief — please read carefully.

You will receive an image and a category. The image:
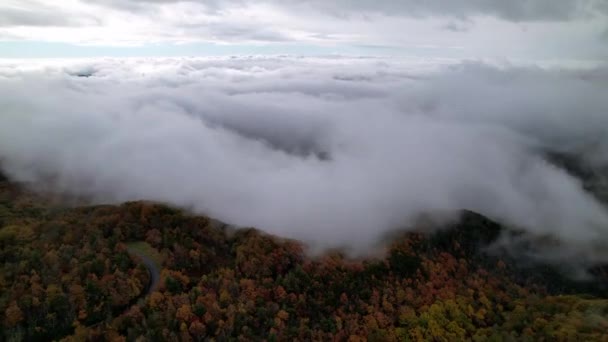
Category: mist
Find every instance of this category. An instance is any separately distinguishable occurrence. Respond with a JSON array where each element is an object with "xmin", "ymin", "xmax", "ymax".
[{"xmin": 0, "ymin": 57, "xmax": 607, "ymax": 256}]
